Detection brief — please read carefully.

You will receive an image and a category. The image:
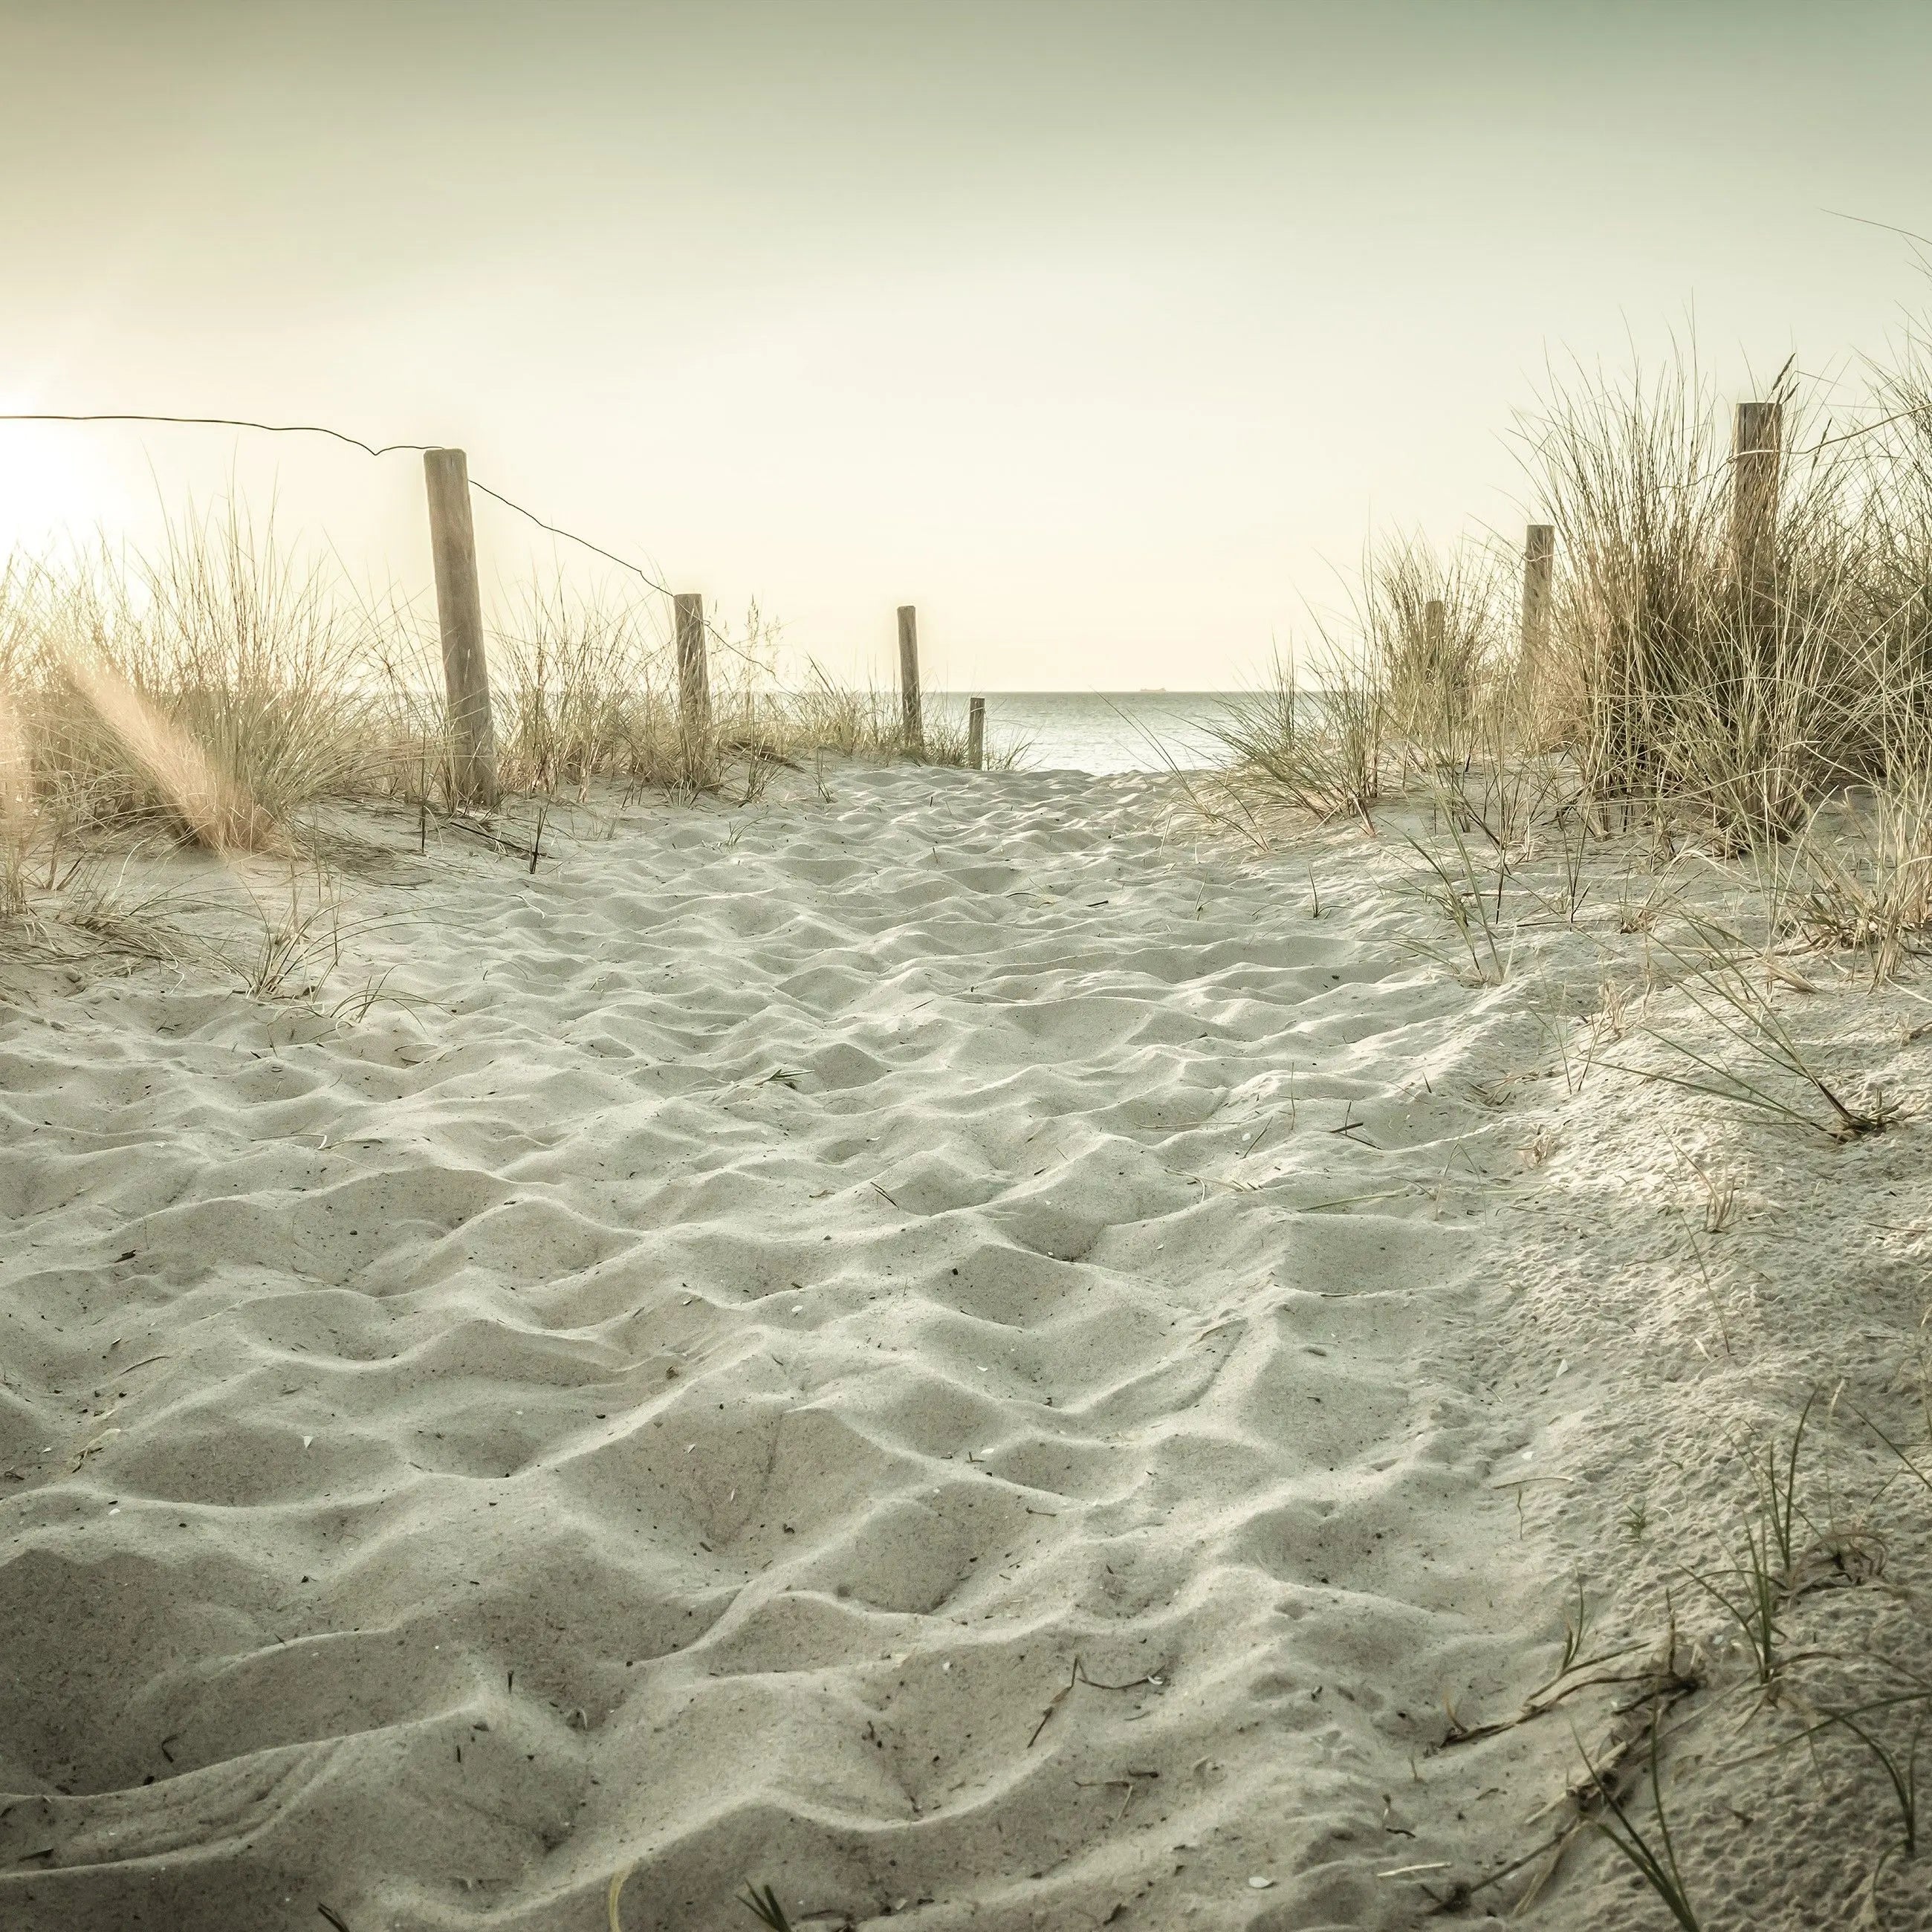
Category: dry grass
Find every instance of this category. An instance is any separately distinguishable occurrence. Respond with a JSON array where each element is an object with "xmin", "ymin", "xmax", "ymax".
[
  {"xmin": 0, "ymin": 510, "xmax": 1019, "ymax": 960},
  {"xmin": 368, "ymin": 583, "xmax": 1017, "ymax": 810},
  {"xmin": 1210, "ymin": 336, "xmax": 1932, "ymax": 864},
  {"xmin": 1518, "ymin": 355, "xmax": 1891, "ymax": 845},
  {"xmin": 1205, "ymin": 646, "xmax": 1386, "ymax": 828},
  {"xmin": 1361, "ymin": 529, "xmax": 1508, "ymax": 755},
  {"xmin": 1205, "ymin": 537, "xmax": 1521, "ymax": 833},
  {"xmin": 1763, "ymin": 775, "xmax": 1932, "ymax": 983},
  {"xmin": 0, "ymin": 512, "xmax": 383, "ymax": 854}
]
